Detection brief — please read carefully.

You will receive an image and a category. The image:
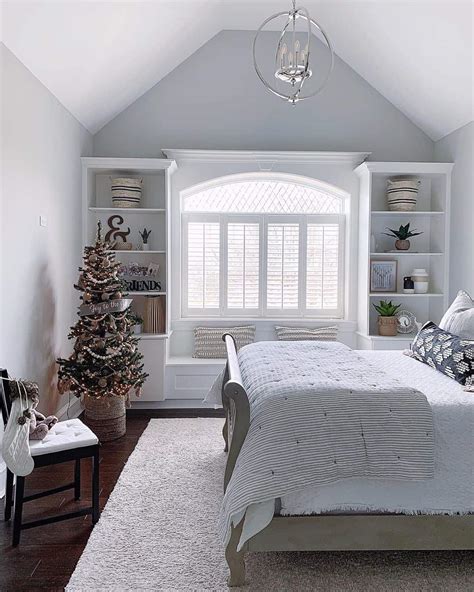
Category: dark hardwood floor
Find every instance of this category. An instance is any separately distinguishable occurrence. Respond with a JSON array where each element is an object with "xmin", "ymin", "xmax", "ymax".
[{"xmin": 1, "ymin": 412, "xmax": 220, "ymax": 591}]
